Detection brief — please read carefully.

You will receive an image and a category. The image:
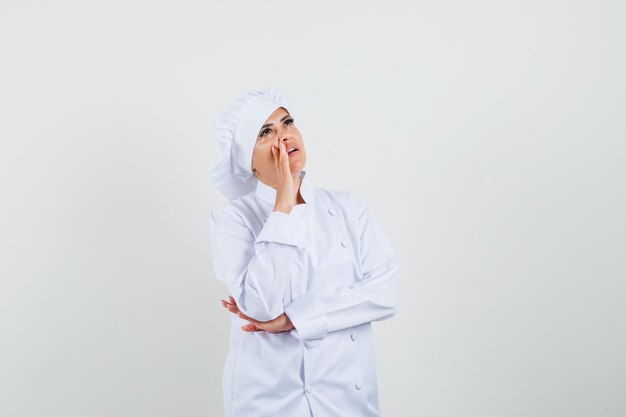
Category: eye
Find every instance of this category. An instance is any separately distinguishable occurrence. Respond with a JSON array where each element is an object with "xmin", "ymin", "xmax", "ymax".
[{"xmin": 258, "ymin": 118, "xmax": 294, "ymax": 139}]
